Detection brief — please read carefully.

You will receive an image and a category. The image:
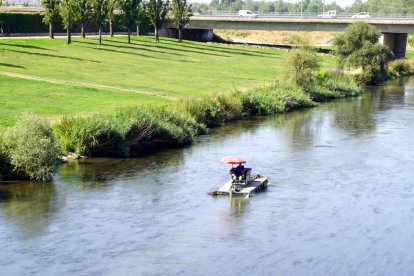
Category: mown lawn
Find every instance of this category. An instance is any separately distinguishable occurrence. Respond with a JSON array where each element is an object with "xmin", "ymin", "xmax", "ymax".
[{"xmin": 0, "ymin": 36, "xmax": 337, "ymax": 129}]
